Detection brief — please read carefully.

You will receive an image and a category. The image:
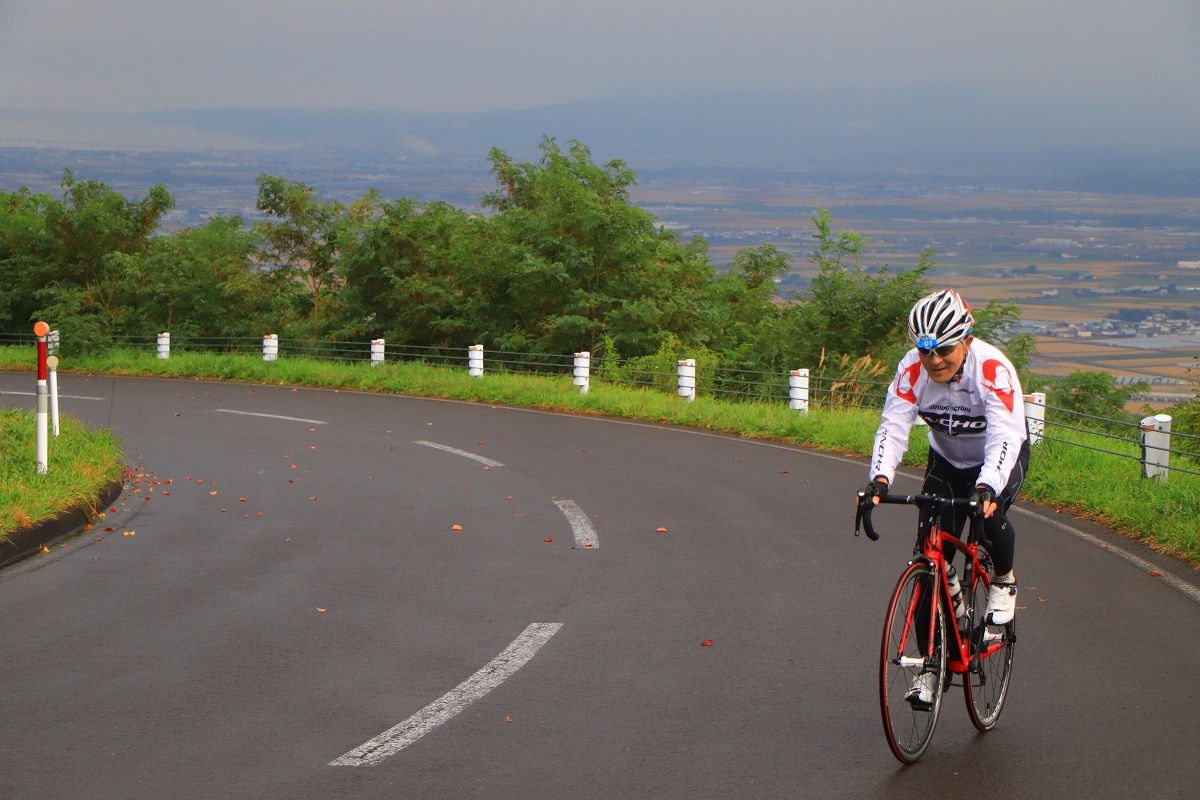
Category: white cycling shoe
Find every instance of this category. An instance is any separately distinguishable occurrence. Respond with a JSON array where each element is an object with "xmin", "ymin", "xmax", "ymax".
[
  {"xmin": 904, "ymin": 671, "xmax": 938, "ymax": 710},
  {"xmin": 986, "ymin": 581, "xmax": 1018, "ymax": 625}
]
